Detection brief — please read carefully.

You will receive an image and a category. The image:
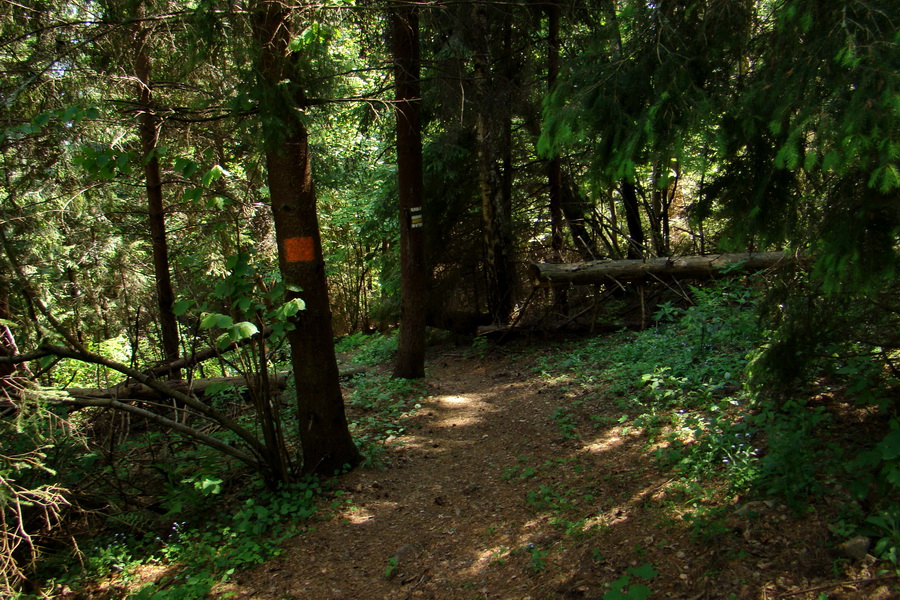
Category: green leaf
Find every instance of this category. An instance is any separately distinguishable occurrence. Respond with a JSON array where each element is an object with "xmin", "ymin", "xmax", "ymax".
[
  {"xmin": 174, "ymin": 157, "xmax": 200, "ymax": 177},
  {"xmin": 206, "ymin": 196, "xmax": 229, "ymax": 210},
  {"xmin": 878, "ymin": 429, "xmax": 900, "ymax": 461},
  {"xmin": 31, "ymin": 113, "xmax": 52, "ymax": 127},
  {"xmin": 281, "ymin": 298, "xmax": 306, "ymax": 318},
  {"xmin": 627, "ymin": 563, "xmax": 658, "ymax": 580},
  {"xmin": 62, "ymin": 106, "xmax": 81, "ymax": 122},
  {"xmin": 215, "ymin": 333, "xmax": 232, "ymax": 350},
  {"xmin": 231, "ymin": 321, "xmax": 259, "ymax": 340},
  {"xmin": 200, "ymin": 313, "xmax": 233, "ymax": 330},
  {"xmin": 236, "ymin": 296, "xmax": 252, "ymax": 312},
  {"xmin": 201, "ymin": 164, "xmax": 229, "ymax": 187},
  {"xmin": 172, "ymin": 299, "xmax": 193, "ymax": 316},
  {"xmin": 183, "ymin": 187, "xmax": 203, "ymax": 202}
]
